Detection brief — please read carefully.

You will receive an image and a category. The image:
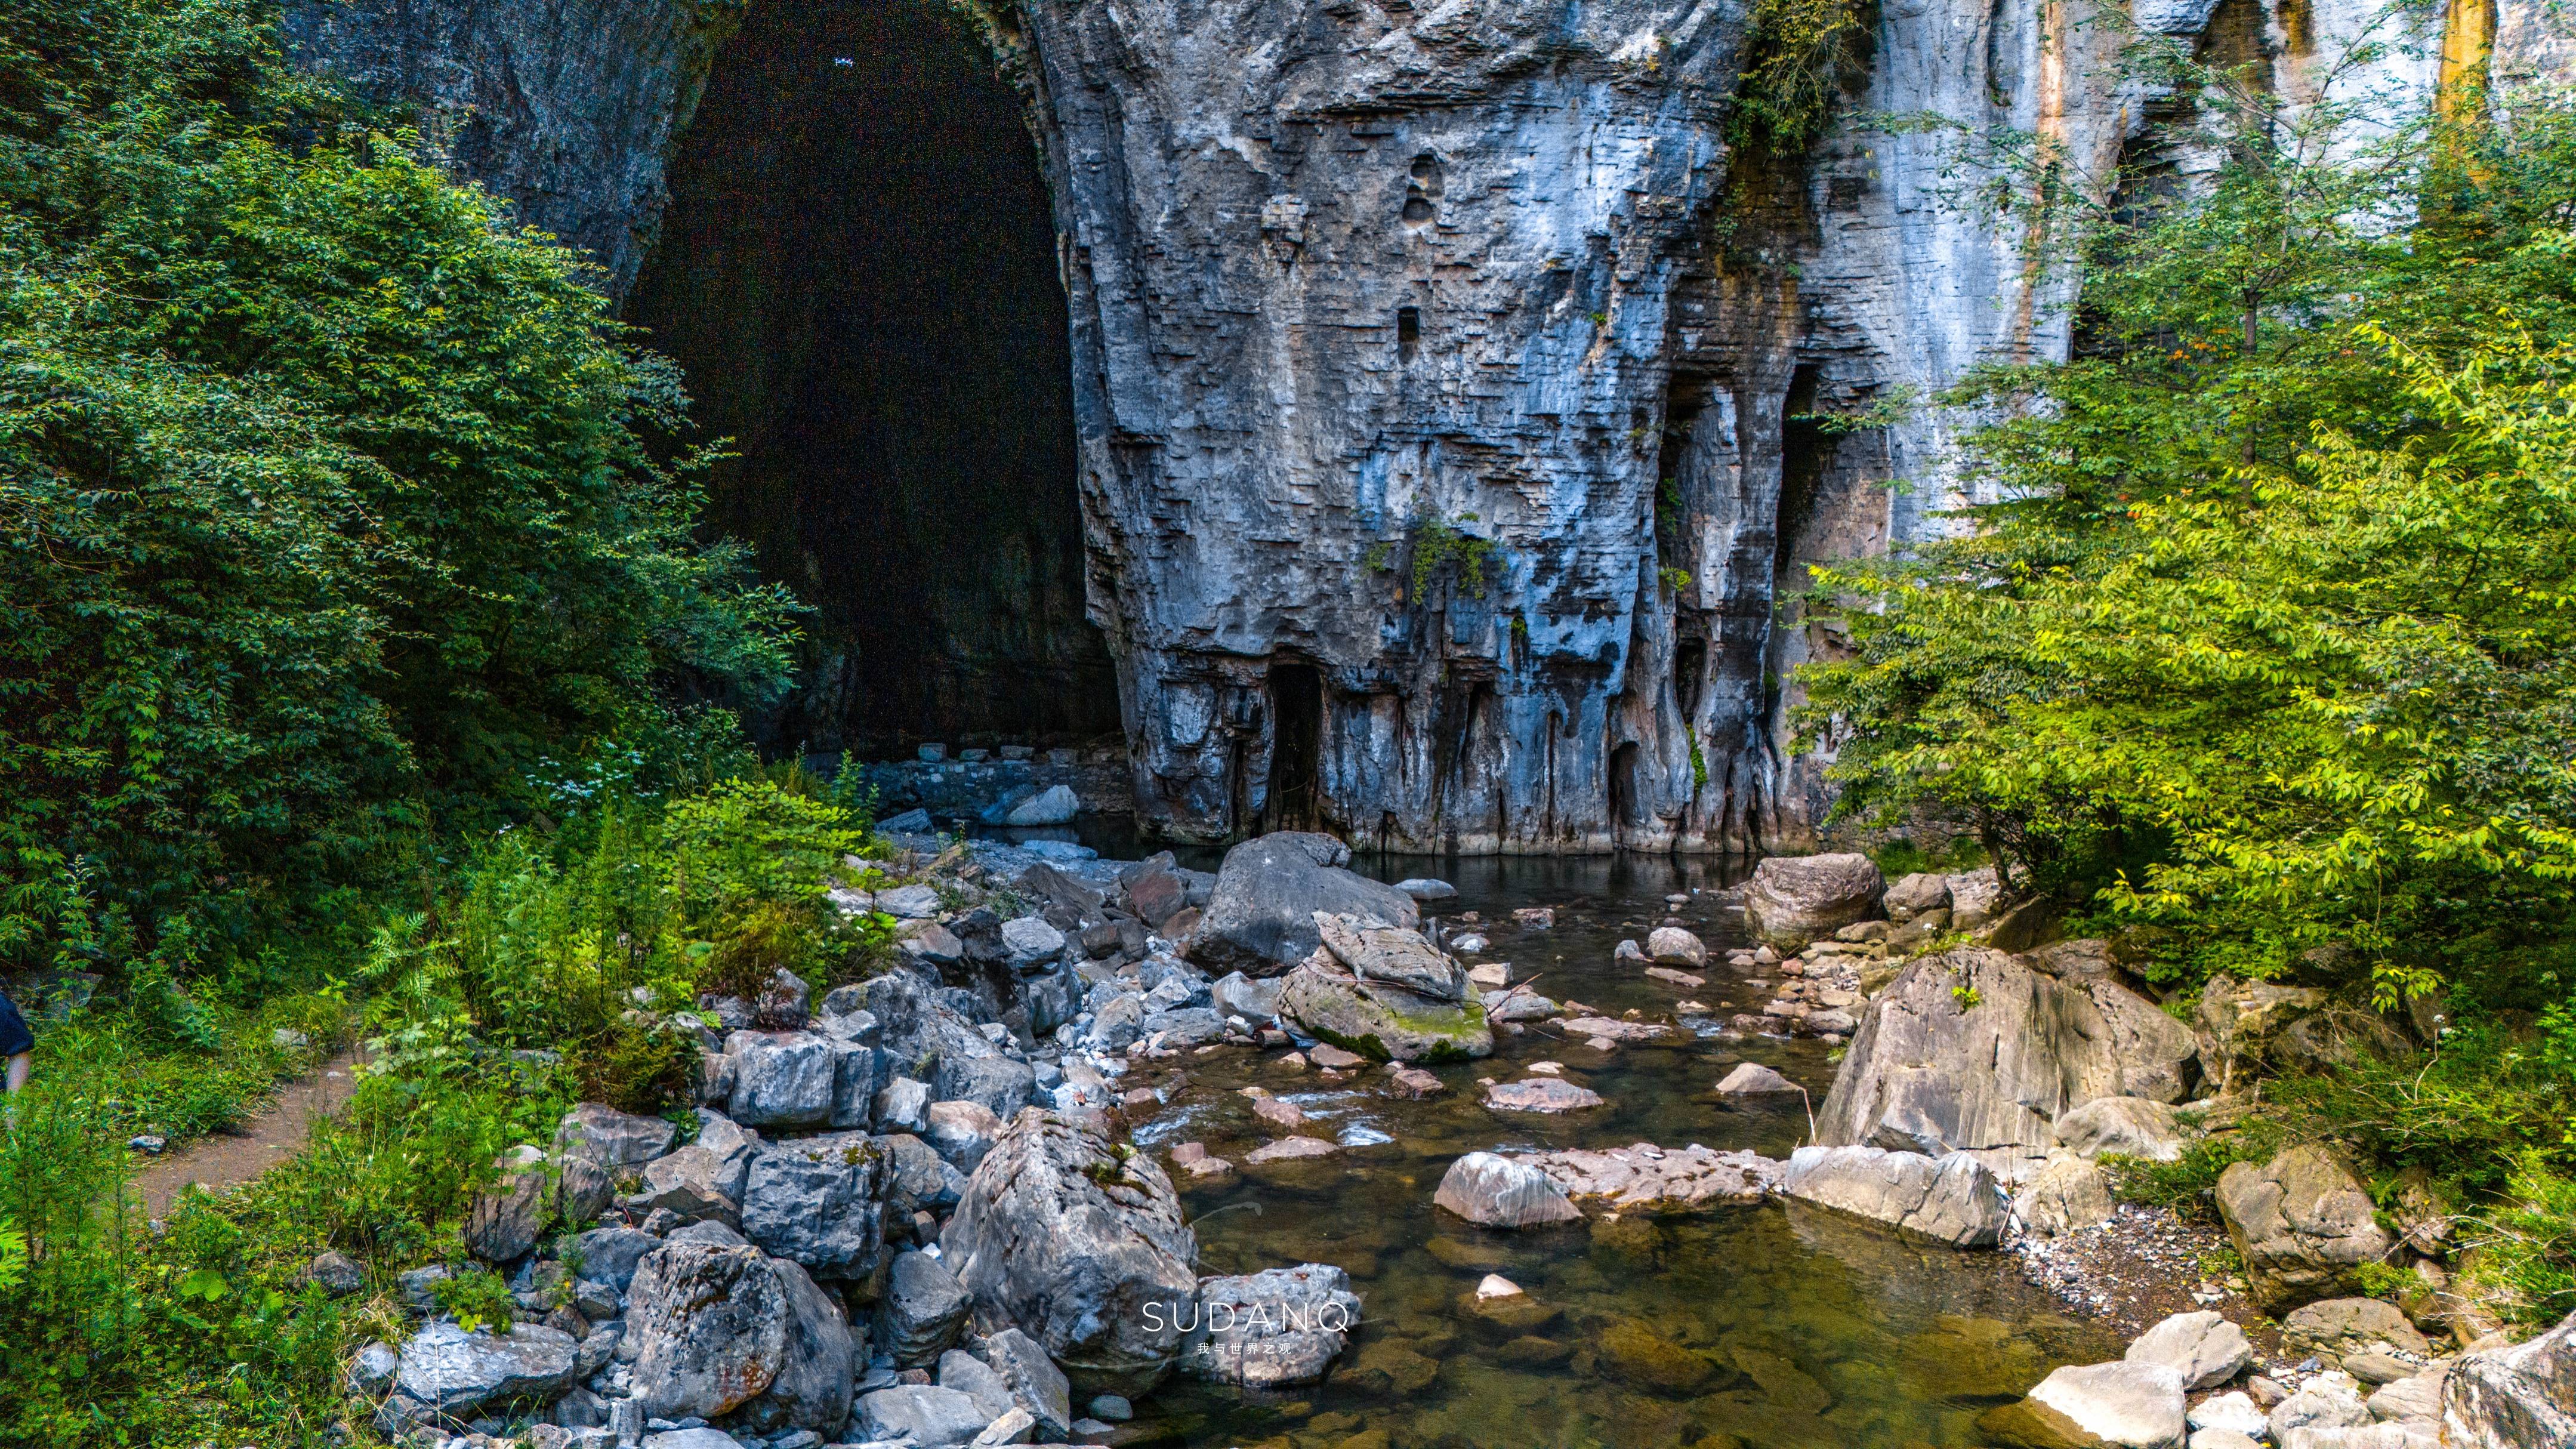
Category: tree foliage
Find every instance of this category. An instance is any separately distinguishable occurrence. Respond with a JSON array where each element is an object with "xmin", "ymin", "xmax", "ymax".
[{"xmin": 0, "ymin": 0, "xmax": 801, "ymax": 981}]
